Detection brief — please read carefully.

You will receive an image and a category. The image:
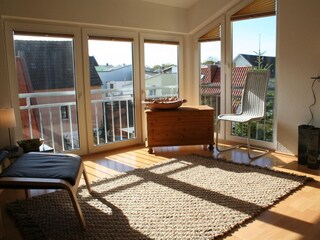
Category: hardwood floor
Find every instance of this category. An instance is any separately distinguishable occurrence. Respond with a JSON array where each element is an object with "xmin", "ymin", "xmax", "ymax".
[{"xmin": 1, "ymin": 144, "xmax": 320, "ymax": 240}]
